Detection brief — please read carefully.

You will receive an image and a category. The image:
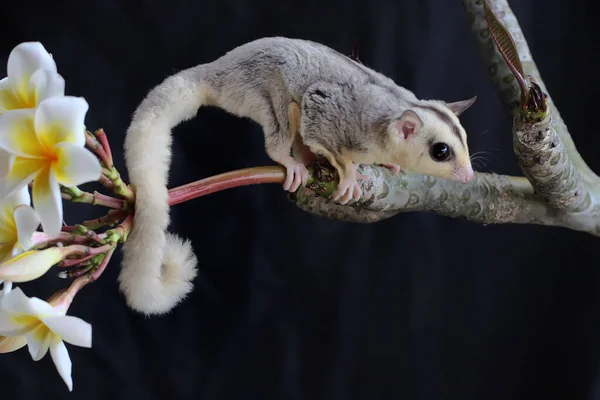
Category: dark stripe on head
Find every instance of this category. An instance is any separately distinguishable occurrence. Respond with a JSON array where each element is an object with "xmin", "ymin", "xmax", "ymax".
[{"xmin": 416, "ymin": 103, "xmax": 467, "ymax": 149}]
